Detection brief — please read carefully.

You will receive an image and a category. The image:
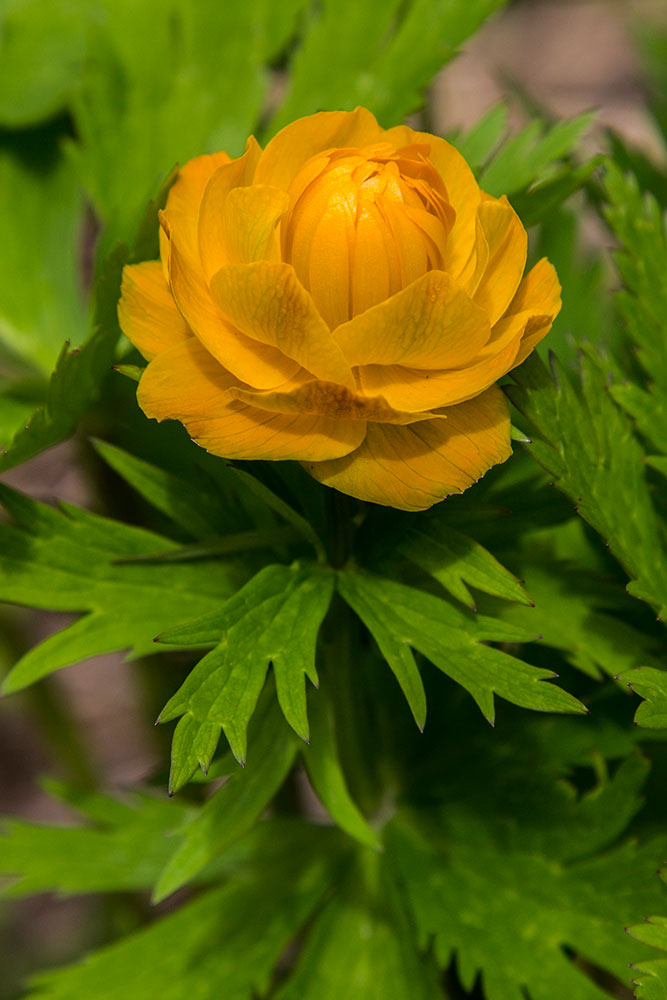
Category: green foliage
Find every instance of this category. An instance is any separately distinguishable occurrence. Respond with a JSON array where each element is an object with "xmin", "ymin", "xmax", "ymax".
[
  {"xmin": 270, "ymin": 0, "xmax": 506, "ymax": 132},
  {"xmin": 506, "ymin": 351, "xmax": 667, "ymax": 620},
  {"xmin": 2, "ymin": 3, "xmax": 667, "ymax": 998},
  {"xmin": 1, "ymin": 782, "xmax": 193, "ymax": 897},
  {"xmin": 24, "ymin": 821, "xmax": 345, "ymax": 1000},
  {"xmin": 338, "ymin": 569, "xmax": 585, "ymax": 726},
  {"xmin": 603, "ymin": 165, "xmax": 667, "ymax": 456},
  {"xmin": 388, "ymin": 750, "xmax": 666, "ymax": 1000},
  {"xmin": 156, "ymin": 562, "xmax": 333, "ymax": 766},
  {"xmin": 628, "ymin": 908, "xmax": 667, "ymax": 1000},
  {"xmin": 0, "ymin": 484, "xmax": 246, "ymax": 693}
]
